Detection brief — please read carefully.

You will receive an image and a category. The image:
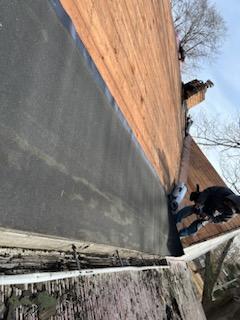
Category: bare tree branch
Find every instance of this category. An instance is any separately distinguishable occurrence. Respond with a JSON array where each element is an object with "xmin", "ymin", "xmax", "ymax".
[
  {"xmin": 192, "ymin": 113, "xmax": 240, "ymax": 193},
  {"xmin": 171, "ymin": 0, "xmax": 227, "ymax": 70}
]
